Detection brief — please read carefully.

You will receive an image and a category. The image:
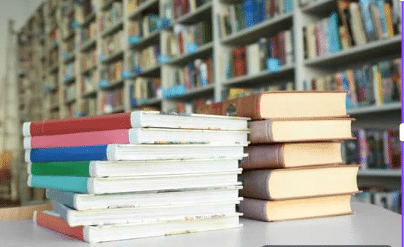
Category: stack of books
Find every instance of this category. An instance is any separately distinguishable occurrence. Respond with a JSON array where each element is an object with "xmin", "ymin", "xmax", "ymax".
[
  {"xmin": 23, "ymin": 111, "xmax": 249, "ymax": 243},
  {"xmin": 197, "ymin": 91, "xmax": 360, "ymax": 221}
]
